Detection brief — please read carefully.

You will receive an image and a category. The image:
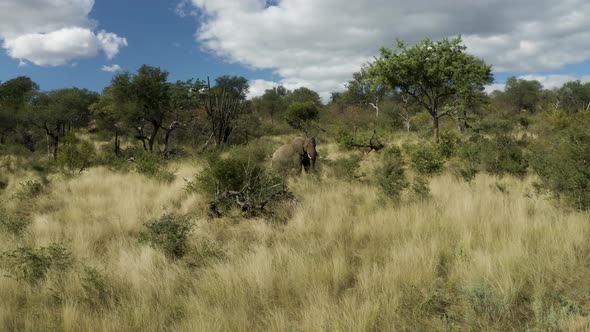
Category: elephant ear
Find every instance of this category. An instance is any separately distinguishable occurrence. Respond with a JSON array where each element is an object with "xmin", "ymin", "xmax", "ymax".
[{"xmin": 292, "ymin": 137, "xmax": 305, "ymax": 155}]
